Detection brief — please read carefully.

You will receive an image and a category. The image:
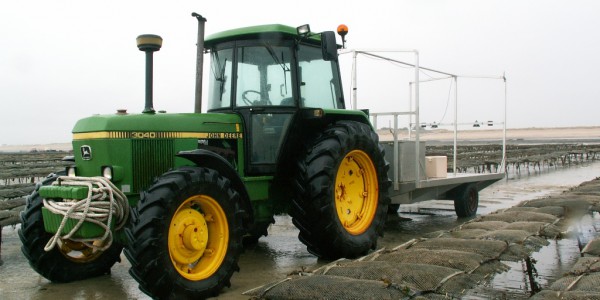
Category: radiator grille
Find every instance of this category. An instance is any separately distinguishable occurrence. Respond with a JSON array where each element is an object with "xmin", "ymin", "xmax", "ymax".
[{"xmin": 132, "ymin": 139, "xmax": 174, "ymax": 193}]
